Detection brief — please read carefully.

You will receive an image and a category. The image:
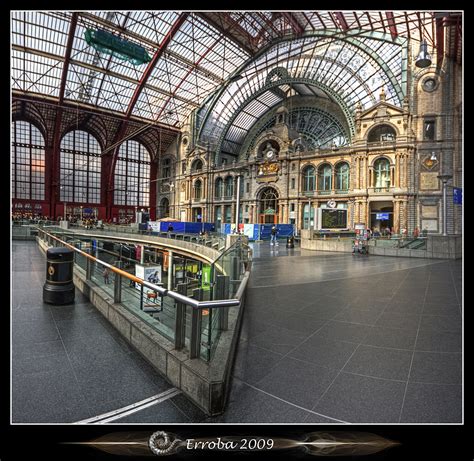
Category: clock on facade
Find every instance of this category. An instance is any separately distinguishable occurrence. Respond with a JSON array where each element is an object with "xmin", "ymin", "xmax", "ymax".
[{"xmin": 266, "ymin": 149, "xmax": 275, "ymax": 160}]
